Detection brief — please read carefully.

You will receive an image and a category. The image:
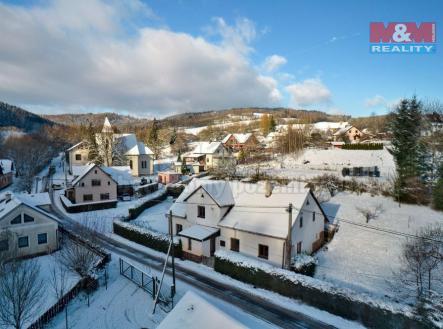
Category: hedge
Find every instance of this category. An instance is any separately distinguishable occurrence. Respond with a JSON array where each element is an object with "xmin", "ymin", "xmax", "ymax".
[
  {"xmin": 214, "ymin": 251, "xmax": 427, "ymax": 329},
  {"xmin": 113, "ymin": 220, "xmax": 182, "ymax": 257},
  {"xmin": 342, "ymin": 143, "xmax": 384, "ymax": 150},
  {"xmin": 128, "ymin": 192, "xmax": 167, "ymax": 220}
]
